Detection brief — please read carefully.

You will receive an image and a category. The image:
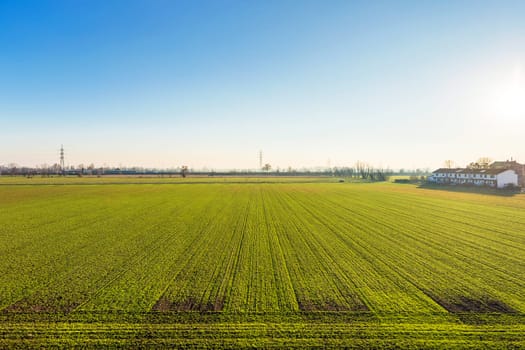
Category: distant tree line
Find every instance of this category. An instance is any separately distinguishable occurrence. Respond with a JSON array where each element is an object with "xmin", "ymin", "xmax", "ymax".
[{"xmin": 0, "ymin": 162, "xmax": 429, "ymax": 180}]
